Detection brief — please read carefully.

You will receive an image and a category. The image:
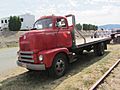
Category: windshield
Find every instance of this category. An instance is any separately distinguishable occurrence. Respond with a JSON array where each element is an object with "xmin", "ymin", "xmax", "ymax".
[{"xmin": 33, "ymin": 18, "xmax": 52, "ymax": 30}]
